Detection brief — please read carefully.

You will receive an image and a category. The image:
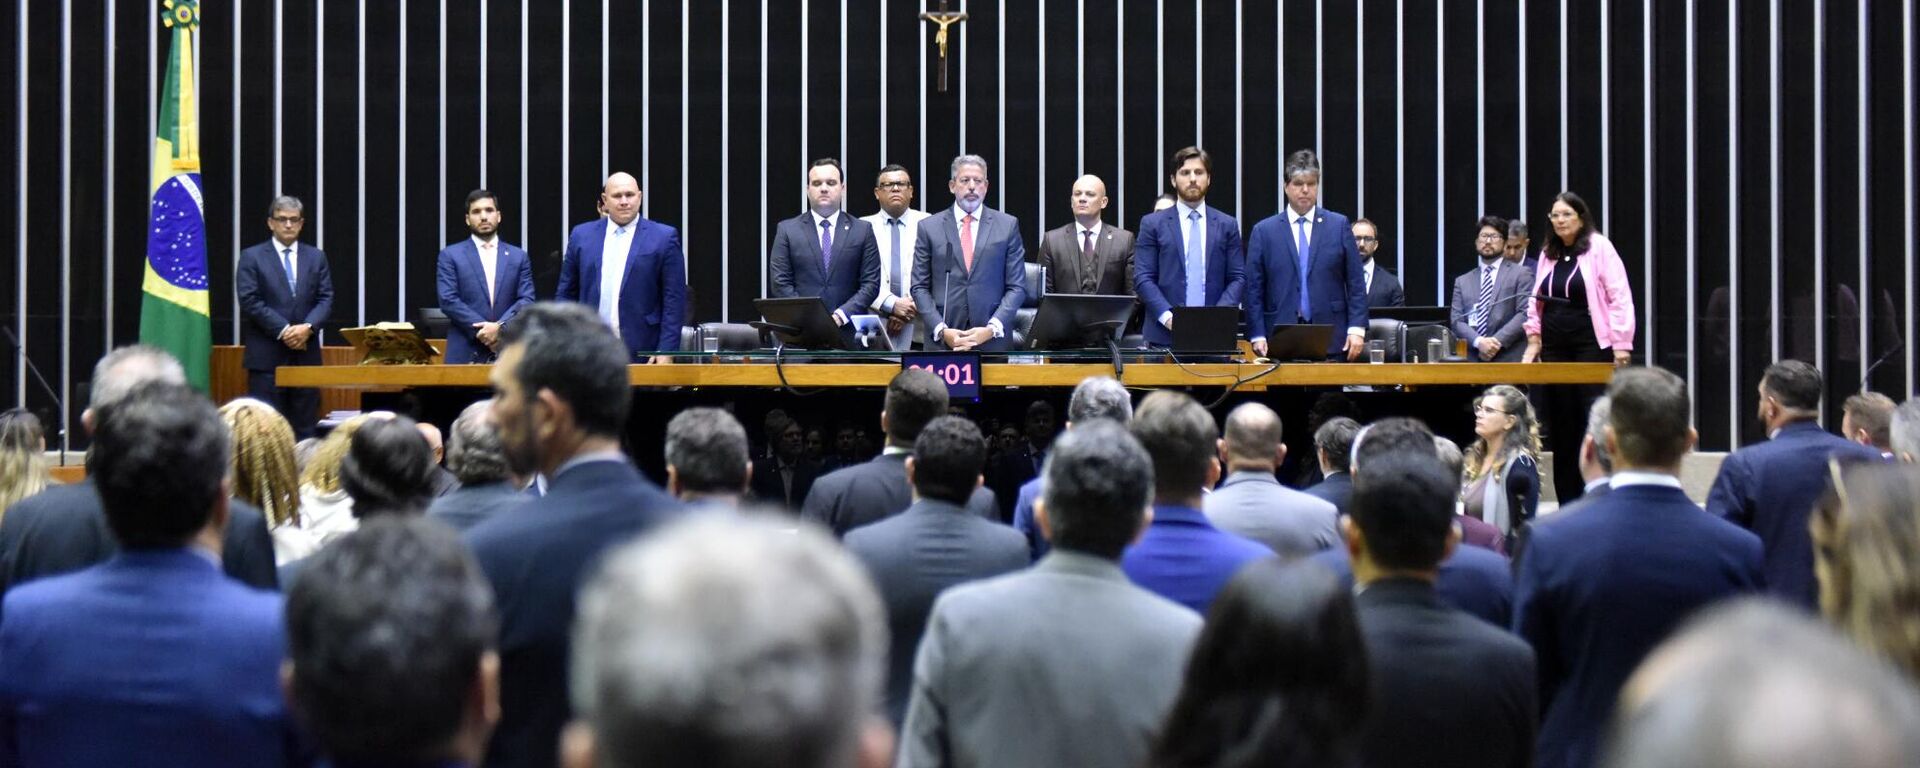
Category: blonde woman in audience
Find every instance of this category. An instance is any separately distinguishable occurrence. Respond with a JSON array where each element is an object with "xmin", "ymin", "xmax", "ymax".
[
  {"xmin": 297, "ymin": 413, "xmax": 380, "ymax": 546},
  {"xmin": 220, "ymin": 398, "xmax": 316, "ymax": 565},
  {"xmin": 0, "ymin": 408, "xmax": 52, "ymax": 515},
  {"xmin": 1461, "ymin": 384, "xmax": 1542, "ymax": 538},
  {"xmin": 1811, "ymin": 461, "xmax": 1920, "ymax": 681}
]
